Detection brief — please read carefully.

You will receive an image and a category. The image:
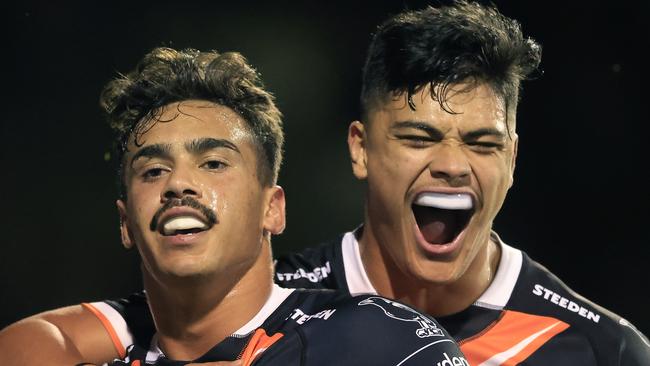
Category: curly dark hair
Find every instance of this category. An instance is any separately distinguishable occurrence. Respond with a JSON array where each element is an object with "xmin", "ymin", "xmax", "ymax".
[
  {"xmin": 100, "ymin": 47, "xmax": 283, "ymax": 198},
  {"xmin": 361, "ymin": 0, "xmax": 542, "ymax": 122}
]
